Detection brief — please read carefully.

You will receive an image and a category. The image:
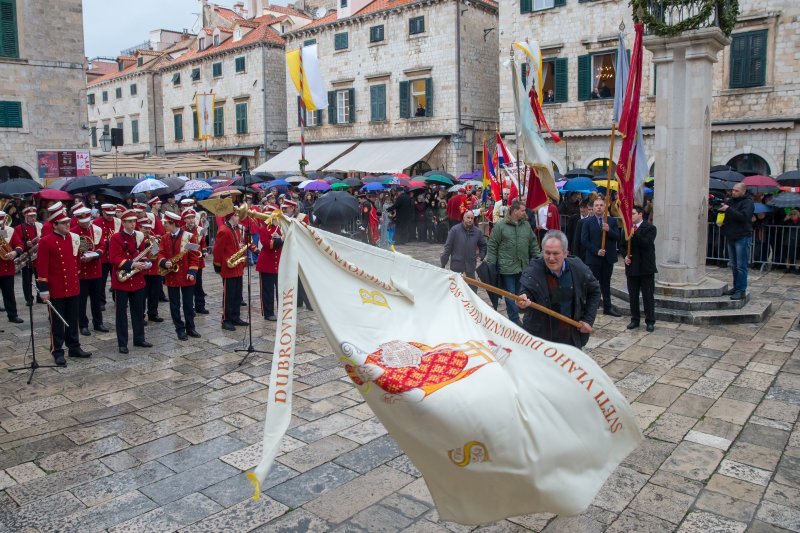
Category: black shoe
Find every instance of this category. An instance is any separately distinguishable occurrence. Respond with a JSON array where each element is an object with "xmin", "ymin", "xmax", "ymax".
[
  {"xmin": 134, "ymin": 341, "xmax": 153, "ymax": 348},
  {"xmin": 604, "ymin": 307, "xmax": 622, "ymax": 317},
  {"xmin": 149, "ymin": 316, "xmax": 164, "ymax": 323},
  {"xmin": 119, "ymin": 346, "xmax": 129, "ymax": 354},
  {"xmin": 722, "ymin": 288, "xmax": 736, "ymax": 296},
  {"xmin": 265, "ymin": 315, "xmax": 277, "ymax": 322},
  {"xmin": 232, "ymin": 319, "xmax": 249, "ymax": 326},
  {"xmin": 80, "ymin": 327, "xmax": 91, "ymax": 336},
  {"xmin": 69, "ymin": 348, "xmax": 92, "ymax": 358},
  {"xmin": 94, "ymin": 324, "xmax": 110, "ymax": 333},
  {"xmin": 646, "ymin": 324, "xmax": 655, "ymax": 332},
  {"xmin": 53, "ymin": 353, "xmax": 66, "ymax": 366},
  {"xmin": 222, "ymin": 322, "xmax": 236, "ymax": 331},
  {"xmin": 195, "ymin": 308, "xmax": 209, "ymax": 315},
  {"xmin": 730, "ymin": 291, "xmax": 745, "ymax": 301},
  {"xmin": 177, "ymin": 332, "xmax": 188, "ymax": 341},
  {"xmin": 240, "ymin": 302, "xmax": 247, "ymax": 307},
  {"xmin": 100, "ymin": 304, "xmax": 106, "ymax": 312},
  {"xmin": 8, "ymin": 316, "xmax": 23, "ymax": 324},
  {"xmin": 626, "ymin": 321, "xmax": 640, "ymax": 330},
  {"xmin": 187, "ymin": 329, "xmax": 201, "ymax": 338}
]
